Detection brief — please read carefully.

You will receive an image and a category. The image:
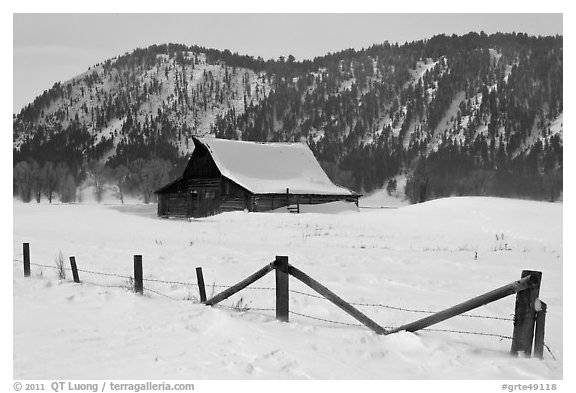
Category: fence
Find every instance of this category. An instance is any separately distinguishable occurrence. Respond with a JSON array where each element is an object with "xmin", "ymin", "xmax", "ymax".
[{"xmin": 15, "ymin": 242, "xmax": 553, "ymax": 360}]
